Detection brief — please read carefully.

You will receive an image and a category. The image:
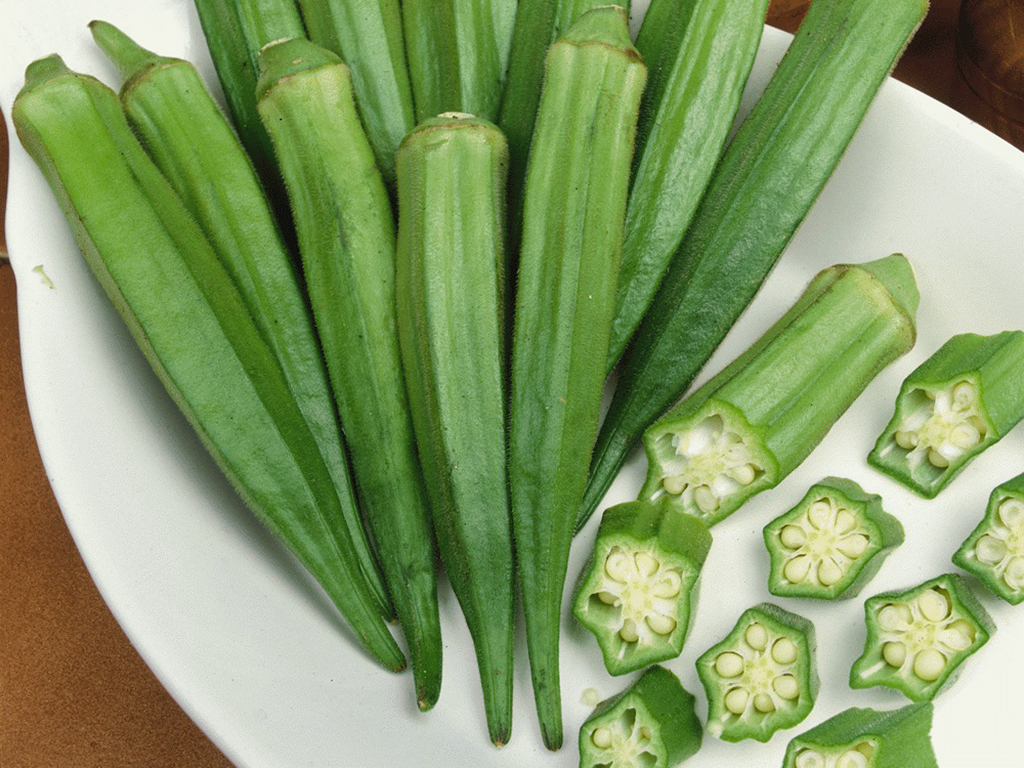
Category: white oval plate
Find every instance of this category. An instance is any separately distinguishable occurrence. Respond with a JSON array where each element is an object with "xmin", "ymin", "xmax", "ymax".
[{"xmin": 4, "ymin": 1, "xmax": 1024, "ymax": 765}]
